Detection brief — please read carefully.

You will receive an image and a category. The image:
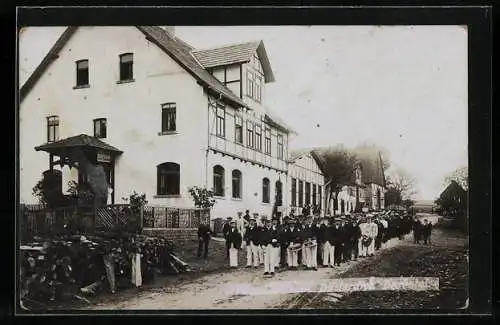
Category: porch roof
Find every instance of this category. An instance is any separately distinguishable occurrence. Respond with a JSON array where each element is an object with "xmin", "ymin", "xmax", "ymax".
[{"xmin": 35, "ymin": 134, "xmax": 123, "ymax": 156}]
